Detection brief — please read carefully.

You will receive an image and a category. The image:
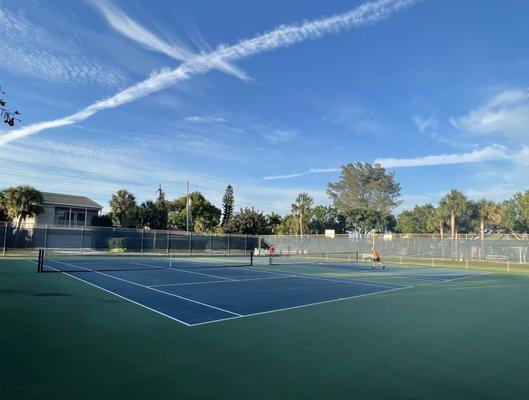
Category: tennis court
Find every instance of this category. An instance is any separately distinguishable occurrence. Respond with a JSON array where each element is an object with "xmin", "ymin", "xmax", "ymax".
[
  {"xmin": 33, "ymin": 252, "xmax": 488, "ymax": 326},
  {"xmin": 4, "ymin": 253, "xmax": 529, "ymax": 399}
]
